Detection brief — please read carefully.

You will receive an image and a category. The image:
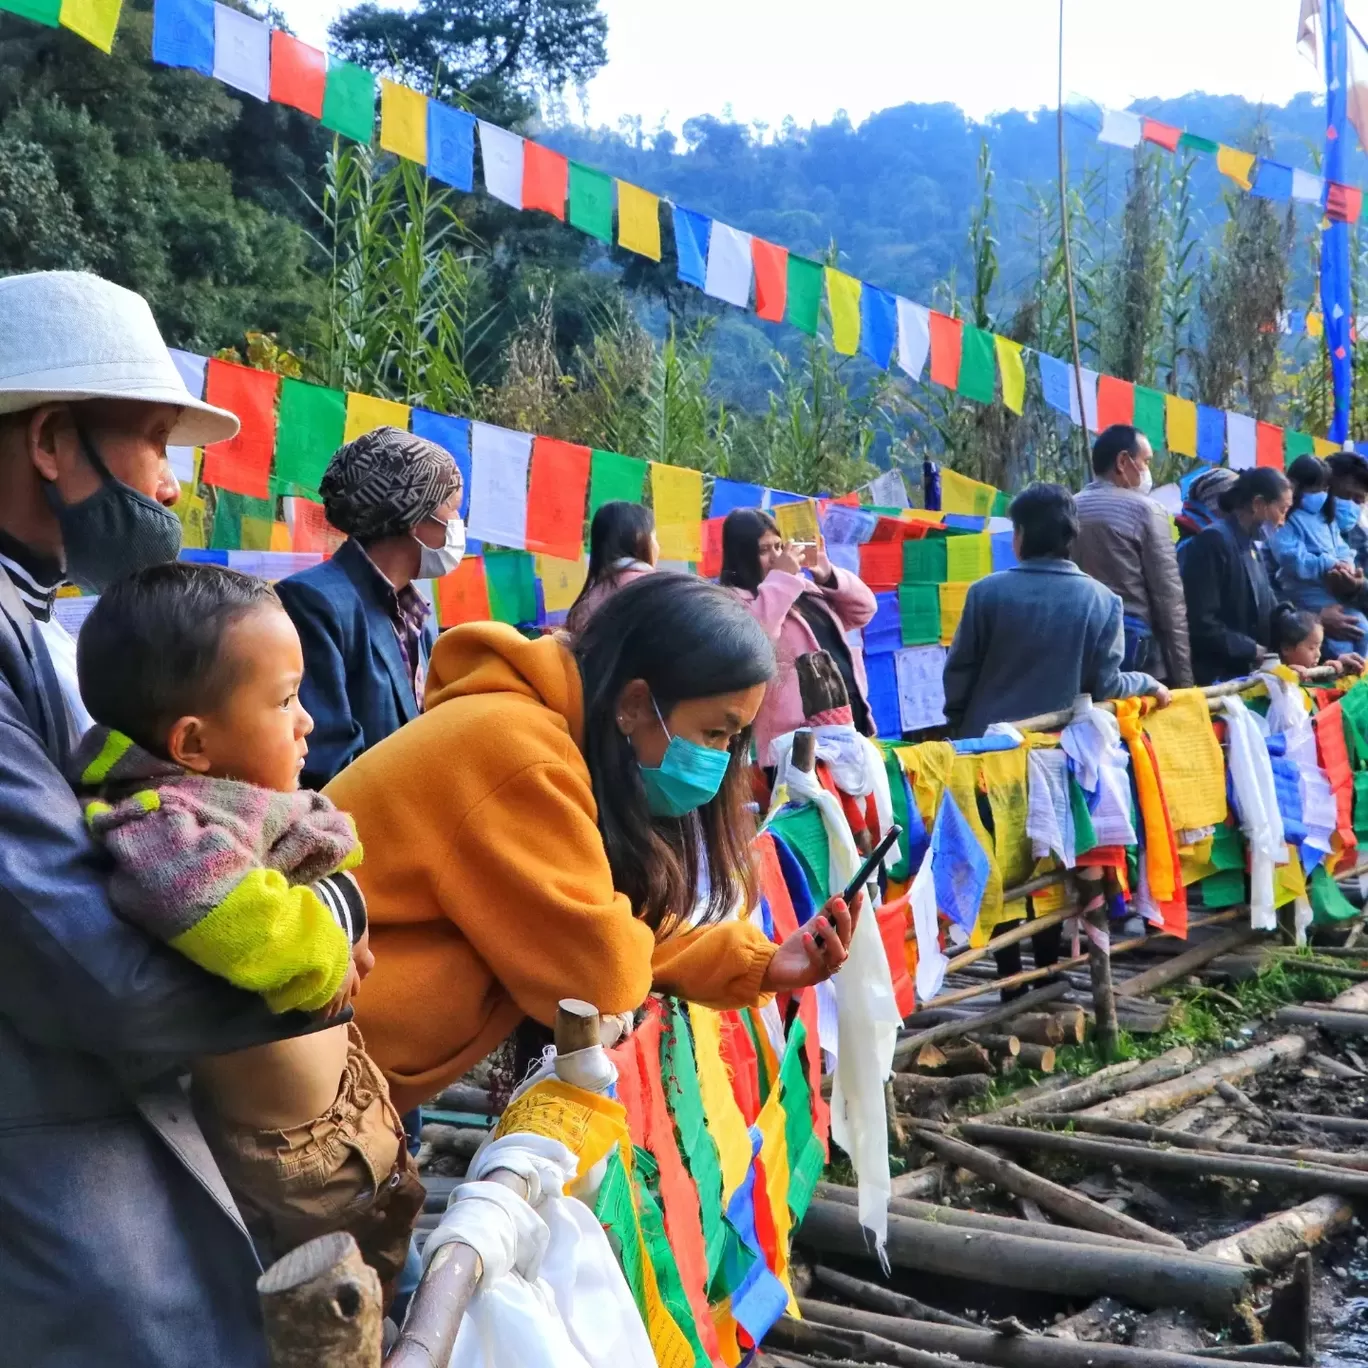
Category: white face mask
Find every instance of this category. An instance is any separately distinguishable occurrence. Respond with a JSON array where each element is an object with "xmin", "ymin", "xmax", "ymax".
[
  {"xmin": 414, "ymin": 515, "xmax": 466, "ymax": 579},
  {"xmin": 1135, "ymin": 466, "xmax": 1154, "ymax": 497}
]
